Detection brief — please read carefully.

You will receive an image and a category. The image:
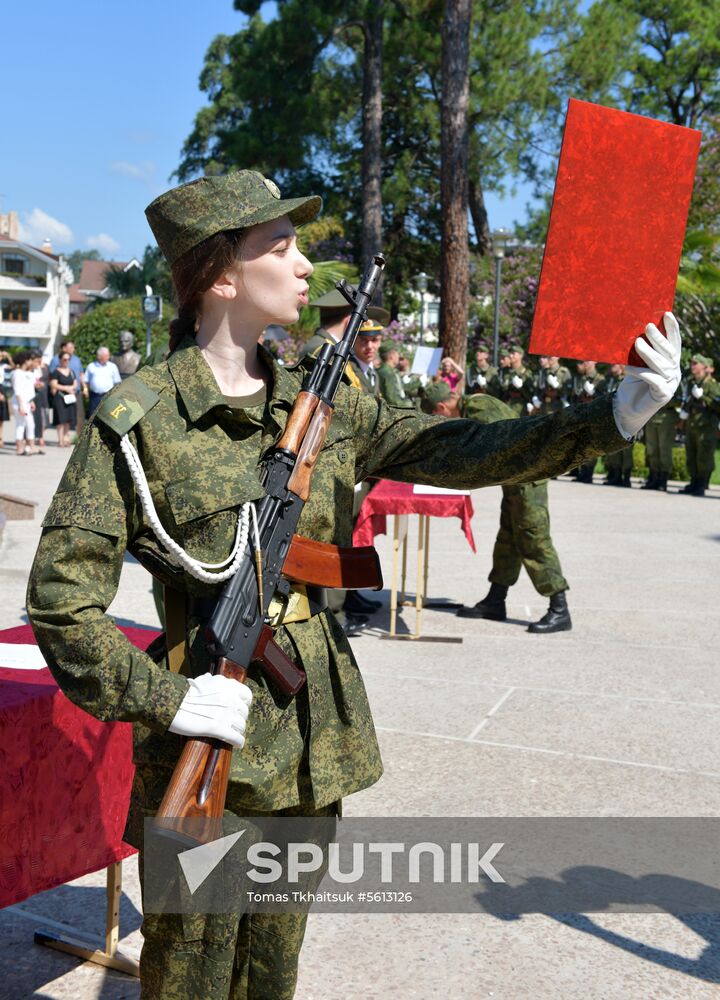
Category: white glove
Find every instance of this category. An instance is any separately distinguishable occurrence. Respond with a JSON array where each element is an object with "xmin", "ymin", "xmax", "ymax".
[
  {"xmin": 679, "ymin": 408, "xmax": 689, "ymax": 420},
  {"xmin": 531, "ymin": 395, "xmax": 541, "ymax": 409},
  {"xmin": 169, "ymin": 672, "xmax": 253, "ymax": 748},
  {"xmin": 419, "ymin": 373, "xmax": 429, "ymax": 387},
  {"xmin": 691, "ymin": 384, "xmax": 703, "ymax": 399},
  {"xmin": 526, "ymin": 402, "xmax": 534, "ymax": 413},
  {"xmin": 612, "ymin": 312, "xmax": 682, "ymax": 440},
  {"xmin": 476, "ymin": 374, "xmax": 487, "ymax": 387},
  {"xmin": 511, "ymin": 374, "xmax": 523, "ymax": 389},
  {"xmin": 583, "ymin": 379, "xmax": 595, "ymax": 396},
  {"xmin": 547, "ymin": 373, "xmax": 559, "ymax": 389}
]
